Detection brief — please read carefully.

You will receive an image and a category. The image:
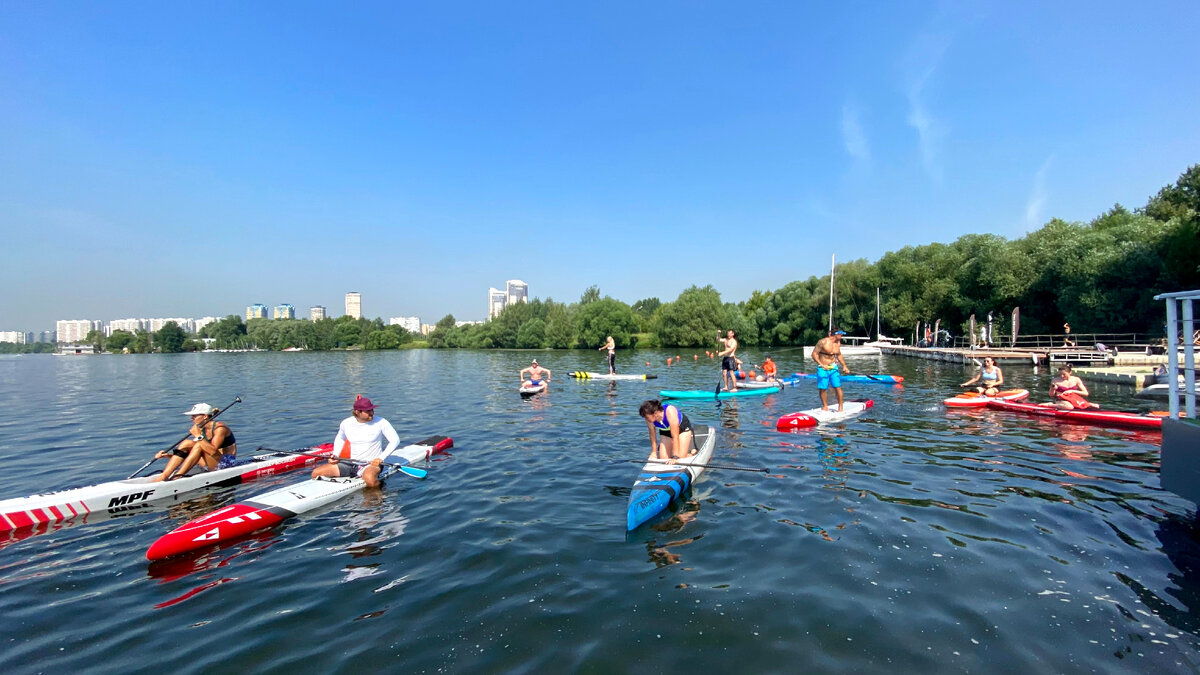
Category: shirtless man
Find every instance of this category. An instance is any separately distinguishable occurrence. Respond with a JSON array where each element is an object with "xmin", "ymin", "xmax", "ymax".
[
  {"xmin": 520, "ymin": 359, "xmax": 552, "ymax": 389},
  {"xmin": 811, "ymin": 329, "xmax": 851, "ymax": 411},
  {"xmin": 716, "ymin": 330, "xmax": 741, "ymax": 391}
]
